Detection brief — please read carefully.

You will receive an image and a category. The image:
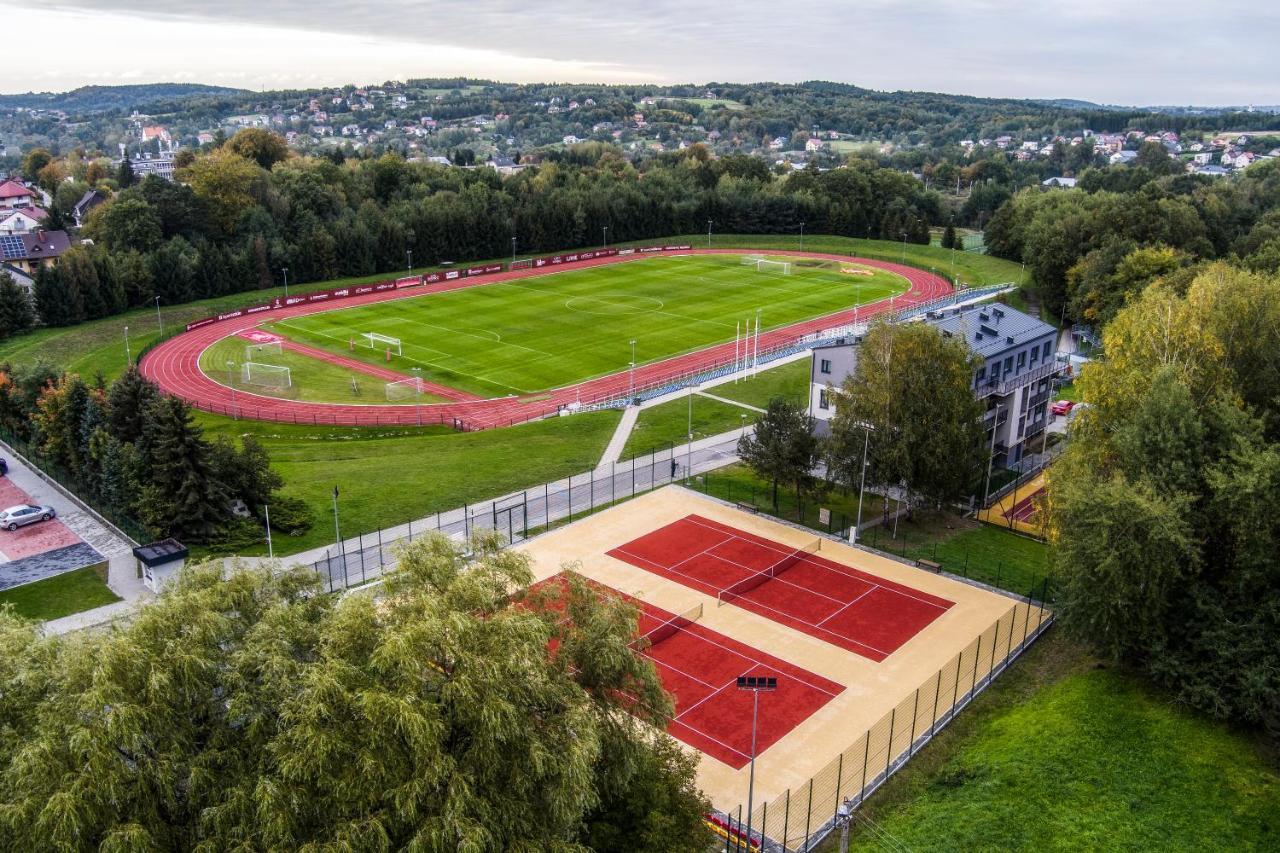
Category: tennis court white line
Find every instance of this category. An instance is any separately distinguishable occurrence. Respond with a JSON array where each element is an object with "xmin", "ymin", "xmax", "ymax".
[
  {"xmin": 685, "ymin": 515, "xmax": 952, "ymax": 612},
  {"xmin": 610, "ymin": 543, "xmax": 891, "ymax": 657},
  {"xmin": 815, "ymin": 585, "xmax": 879, "ymax": 629}
]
